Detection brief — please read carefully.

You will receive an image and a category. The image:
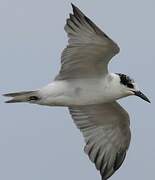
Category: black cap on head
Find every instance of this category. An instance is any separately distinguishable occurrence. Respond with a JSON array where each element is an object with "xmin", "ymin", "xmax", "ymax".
[{"xmin": 116, "ymin": 73, "xmax": 134, "ymax": 88}]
